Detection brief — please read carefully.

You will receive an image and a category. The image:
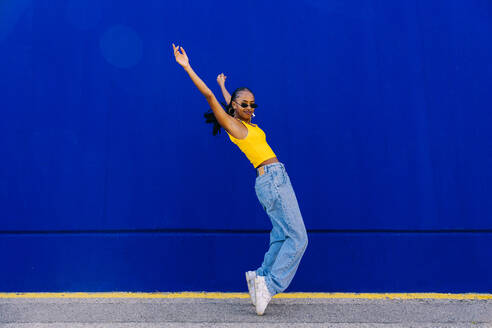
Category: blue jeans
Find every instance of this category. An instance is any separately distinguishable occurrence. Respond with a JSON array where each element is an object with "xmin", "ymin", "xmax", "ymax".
[{"xmin": 254, "ymin": 162, "xmax": 308, "ymax": 296}]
